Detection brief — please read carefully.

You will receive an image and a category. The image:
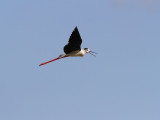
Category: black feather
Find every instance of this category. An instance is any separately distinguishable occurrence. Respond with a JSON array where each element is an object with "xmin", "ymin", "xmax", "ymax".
[{"xmin": 64, "ymin": 27, "xmax": 82, "ymax": 54}]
